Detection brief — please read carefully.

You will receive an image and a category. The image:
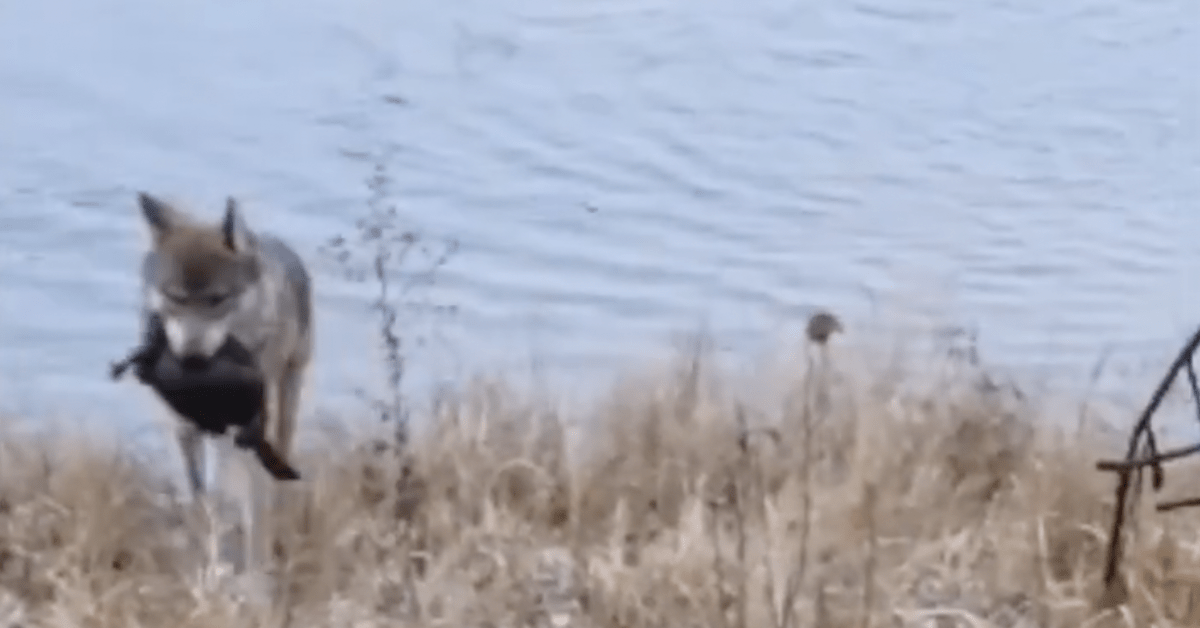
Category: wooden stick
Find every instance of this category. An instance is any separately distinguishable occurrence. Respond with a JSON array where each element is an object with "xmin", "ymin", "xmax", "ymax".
[
  {"xmin": 1103, "ymin": 324, "xmax": 1200, "ymax": 587},
  {"xmin": 1097, "ymin": 443, "xmax": 1200, "ymax": 473},
  {"xmin": 1156, "ymin": 497, "xmax": 1200, "ymax": 513}
]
